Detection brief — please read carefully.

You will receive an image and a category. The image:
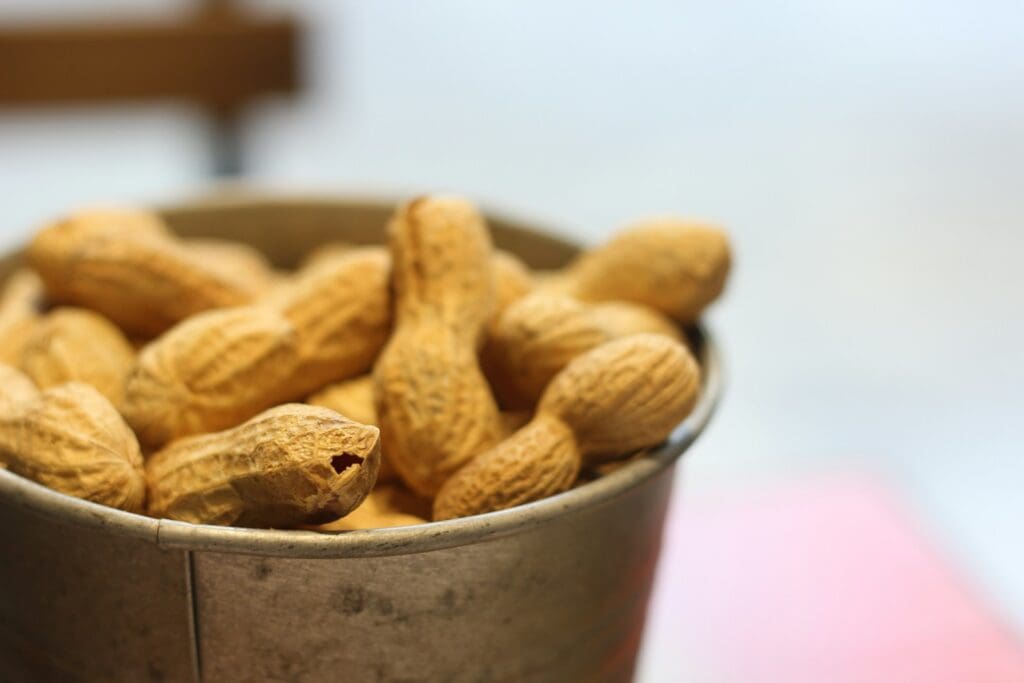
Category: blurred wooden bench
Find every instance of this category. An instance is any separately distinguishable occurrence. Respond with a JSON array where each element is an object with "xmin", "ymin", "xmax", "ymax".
[{"xmin": 0, "ymin": 0, "xmax": 301, "ymax": 175}]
